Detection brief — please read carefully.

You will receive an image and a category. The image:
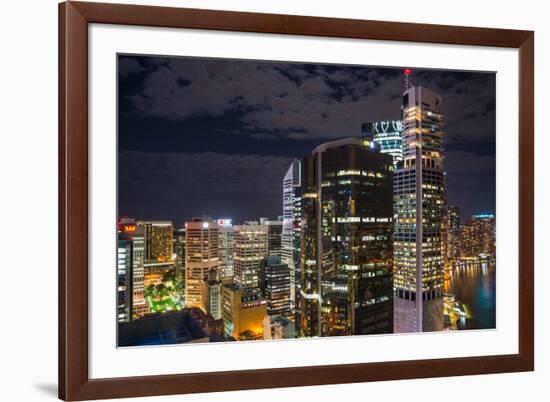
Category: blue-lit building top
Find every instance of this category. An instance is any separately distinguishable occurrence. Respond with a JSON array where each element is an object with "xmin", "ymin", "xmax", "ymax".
[
  {"xmin": 361, "ymin": 120, "xmax": 404, "ymax": 166},
  {"xmin": 472, "ymin": 213, "xmax": 495, "ymax": 219}
]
